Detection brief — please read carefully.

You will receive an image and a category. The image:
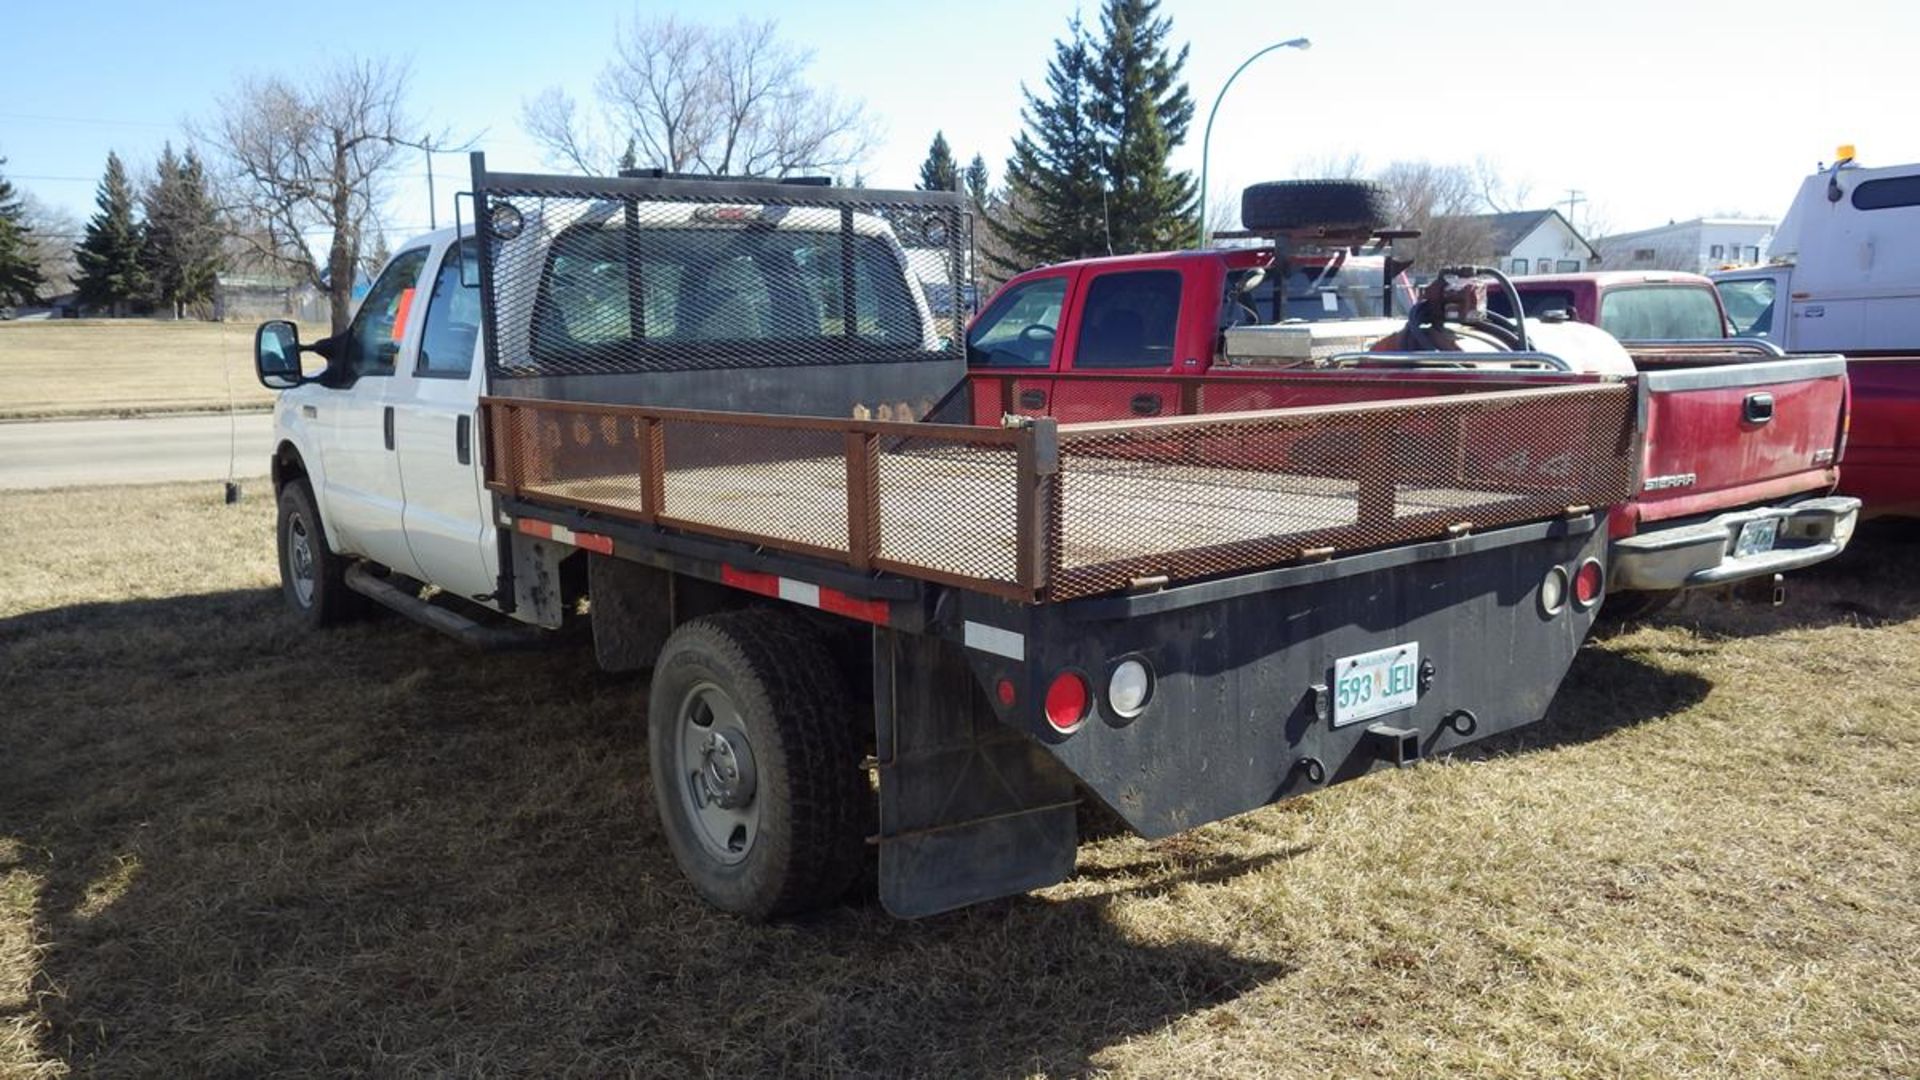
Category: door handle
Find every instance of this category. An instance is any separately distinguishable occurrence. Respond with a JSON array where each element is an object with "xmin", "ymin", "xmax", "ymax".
[
  {"xmin": 301, "ymin": 404, "xmax": 317, "ymax": 419},
  {"xmin": 456, "ymin": 415, "xmax": 472, "ymax": 465},
  {"xmin": 1130, "ymin": 393, "xmax": 1163, "ymax": 416},
  {"xmin": 1743, "ymin": 392, "xmax": 1775, "ymax": 424},
  {"xmin": 1018, "ymin": 388, "xmax": 1048, "ymax": 410},
  {"xmin": 383, "ymin": 406, "xmax": 395, "ymax": 450}
]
